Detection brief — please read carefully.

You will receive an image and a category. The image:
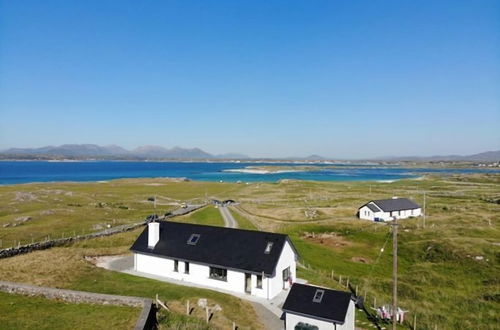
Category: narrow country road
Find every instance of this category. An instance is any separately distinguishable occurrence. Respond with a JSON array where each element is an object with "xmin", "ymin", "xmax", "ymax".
[{"xmin": 219, "ymin": 206, "xmax": 238, "ymax": 228}]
